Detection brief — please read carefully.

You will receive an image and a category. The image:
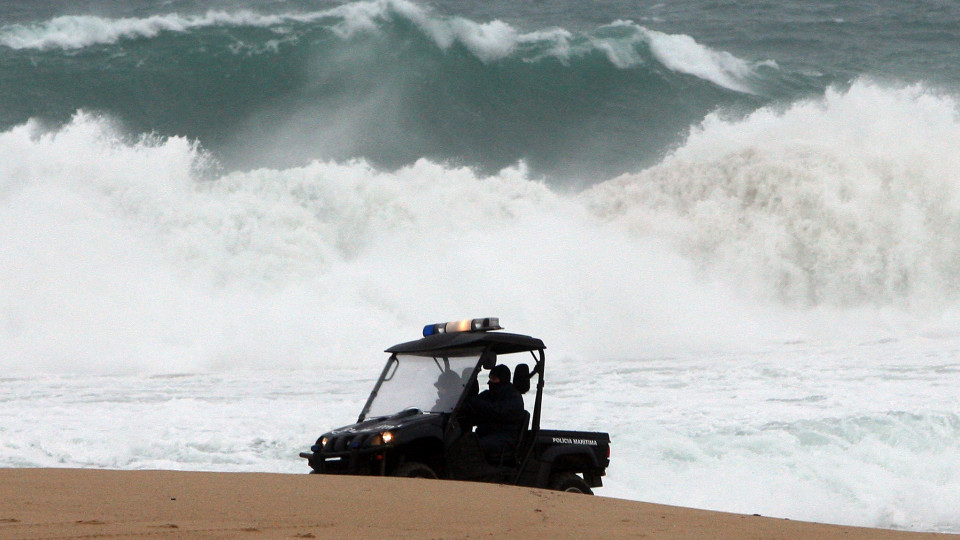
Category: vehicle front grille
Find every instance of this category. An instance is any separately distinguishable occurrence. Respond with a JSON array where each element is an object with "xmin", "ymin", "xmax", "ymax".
[{"xmin": 328, "ymin": 433, "xmax": 373, "ymax": 453}]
